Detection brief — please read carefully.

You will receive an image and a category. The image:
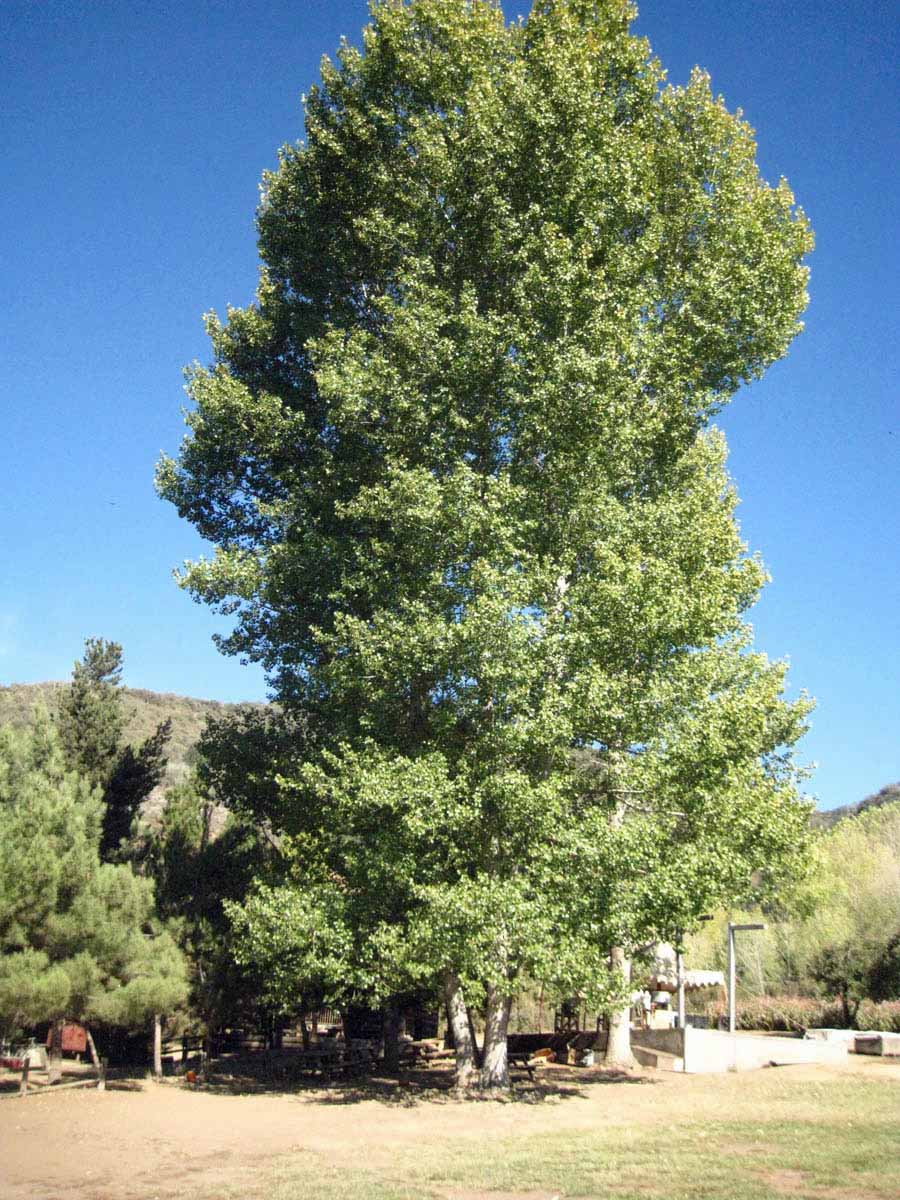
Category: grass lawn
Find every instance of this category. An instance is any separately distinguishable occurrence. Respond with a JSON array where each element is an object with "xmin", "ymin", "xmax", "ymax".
[{"xmin": 258, "ymin": 1063, "xmax": 900, "ymax": 1200}]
